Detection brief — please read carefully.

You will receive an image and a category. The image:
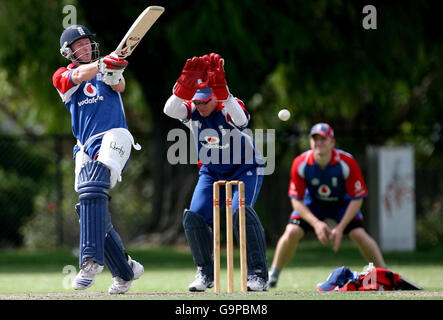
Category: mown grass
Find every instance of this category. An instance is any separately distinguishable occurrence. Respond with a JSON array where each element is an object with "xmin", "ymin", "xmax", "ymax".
[{"xmin": 0, "ymin": 240, "xmax": 442, "ymax": 300}]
